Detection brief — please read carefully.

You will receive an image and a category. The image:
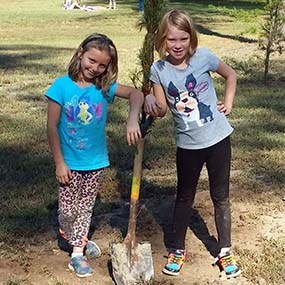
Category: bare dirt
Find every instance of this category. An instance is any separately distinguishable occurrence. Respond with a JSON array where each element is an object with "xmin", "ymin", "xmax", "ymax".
[{"xmin": 0, "ymin": 188, "xmax": 284, "ymax": 285}]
